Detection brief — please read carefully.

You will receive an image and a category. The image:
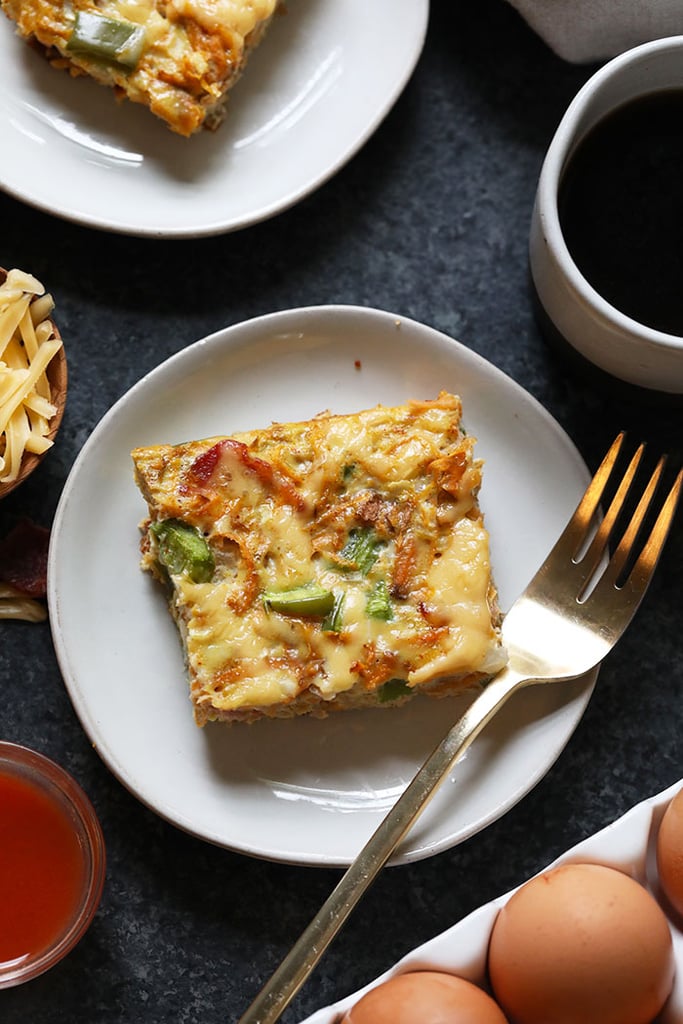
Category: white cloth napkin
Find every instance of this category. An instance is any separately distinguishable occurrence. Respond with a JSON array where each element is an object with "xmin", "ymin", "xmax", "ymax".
[{"xmin": 506, "ymin": 0, "xmax": 683, "ymax": 63}]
